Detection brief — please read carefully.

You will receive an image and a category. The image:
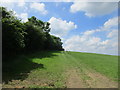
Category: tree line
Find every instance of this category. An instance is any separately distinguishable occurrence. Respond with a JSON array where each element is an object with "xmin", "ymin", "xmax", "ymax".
[{"xmin": 1, "ymin": 7, "xmax": 64, "ymax": 61}]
